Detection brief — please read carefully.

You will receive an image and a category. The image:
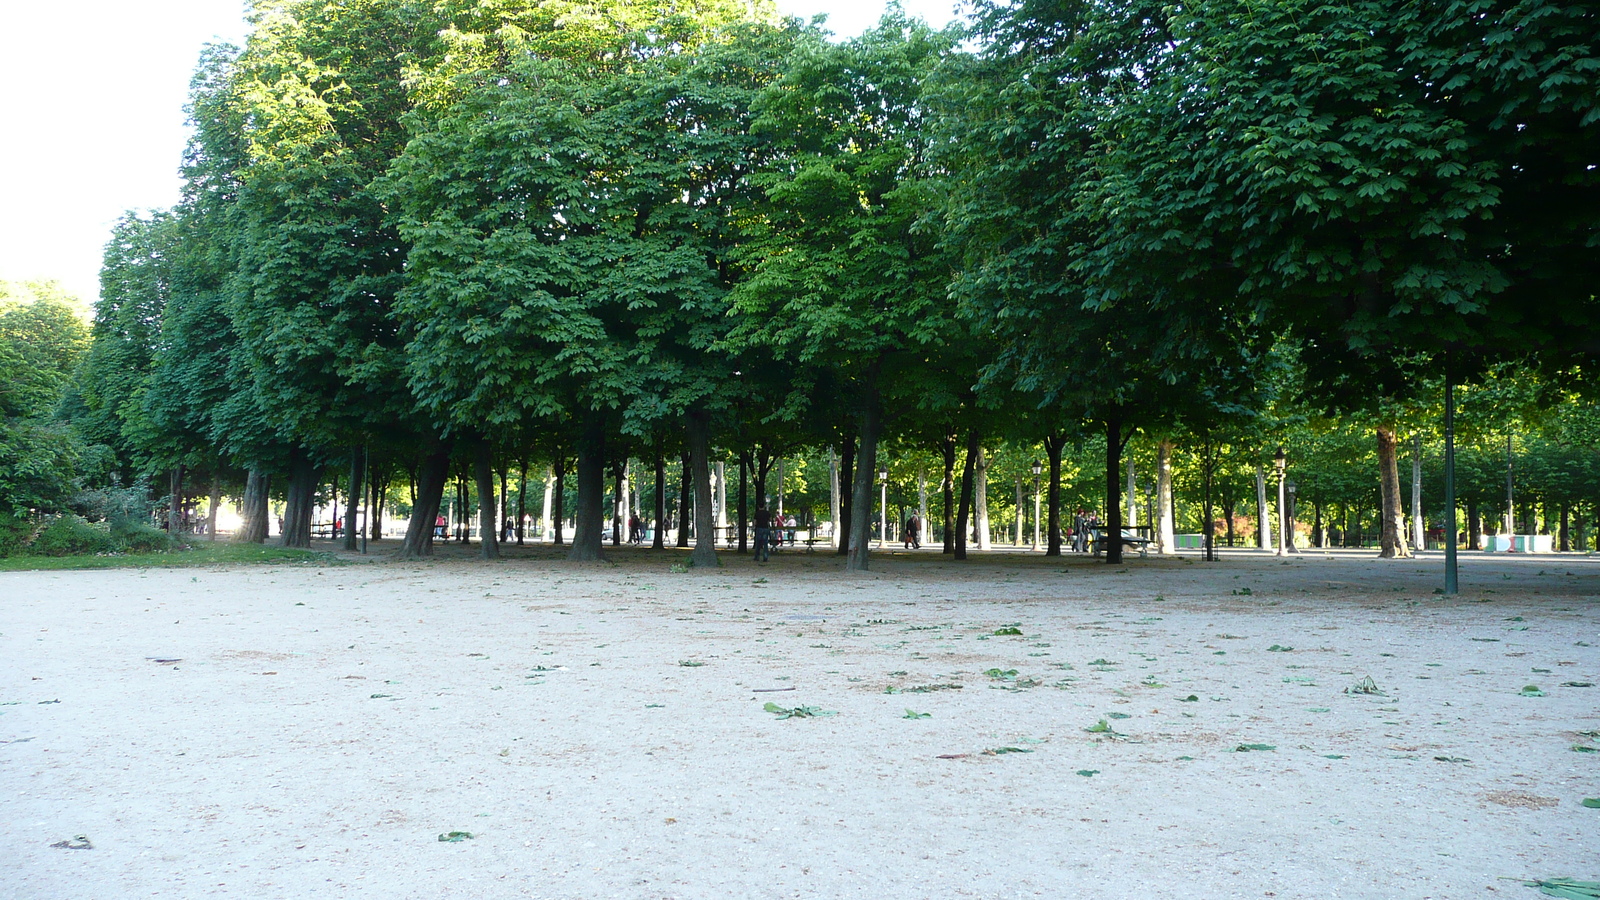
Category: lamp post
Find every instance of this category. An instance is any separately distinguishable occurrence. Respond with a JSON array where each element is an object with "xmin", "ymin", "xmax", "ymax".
[
  {"xmin": 1285, "ymin": 480, "xmax": 1297, "ymax": 554},
  {"xmin": 1030, "ymin": 459, "xmax": 1043, "ymax": 551},
  {"xmin": 1273, "ymin": 446, "xmax": 1288, "ymax": 556},
  {"xmin": 878, "ymin": 467, "xmax": 889, "ymax": 549}
]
